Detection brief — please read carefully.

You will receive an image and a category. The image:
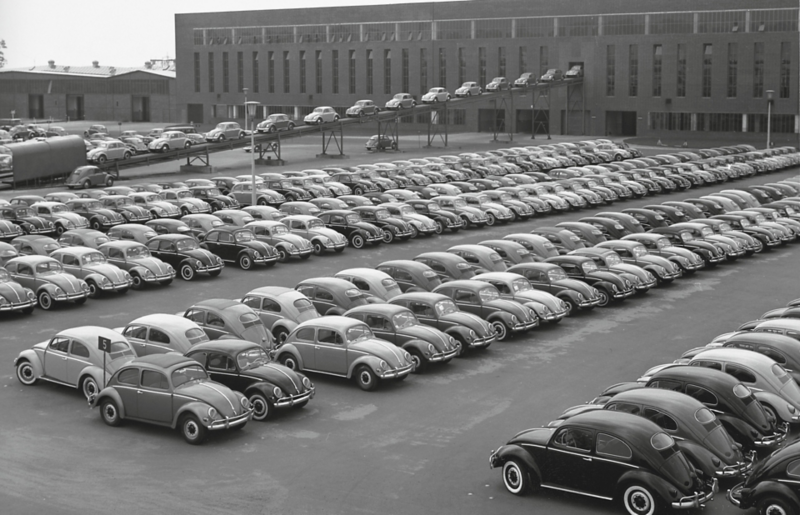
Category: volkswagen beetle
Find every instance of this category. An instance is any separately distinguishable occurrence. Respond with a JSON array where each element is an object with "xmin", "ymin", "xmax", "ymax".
[
  {"xmin": 414, "ymin": 251, "xmax": 476, "ymax": 282},
  {"xmin": 473, "ymin": 271, "xmax": 570, "ymax": 323},
  {"xmin": 545, "ymin": 255, "xmax": 635, "ymax": 307},
  {"xmin": 146, "ymin": 234, "xmax": 223, "ymax": 281},
  {"xmin": 569, "ymin": 247, "xmax": 657, "ymax": 293},
  {"xmin": 57, "ymin": 228, "xmax": 110, "ymax": 249},
  {"xmin": 728, "ymin": 439, "xmax": 800, "ymax": 515},
  {"xmin": 335, "ymin": 268, "xmax": 403, "ymax": 301},
  {"xmin": 182, "ymin": 299, "xmax": 271, "ymax": 347},
  {"xmin": 507, "ymin": 262, "xmax": 602, "ymax": 314},
  {"xmin": 99, "ymin": 195, "xmax": 152, "ymax": 223},
  {"xmin": 5, "ymin": 255, "xmax": 90, "ymax": 309},
  {"xmin": 30, "ymin": 202, "xmax": 89, "ymax": 235},
  {"xmin": 376, "ymin": 260, "xmax": 443, "ymax": 293},
  {"xmin": 295, "ymin": 277, "xmax": 371, "ymax": 316},
  {"xmin": 12, "ymin": 234, "xmax": 62, "ymax": 256},
  {"xmin": 65, "ymin": 198, "xmax": 125, "ymax": 231},
  {"xmin": 595, "ymin": 240, "xmax": 682, "ymax": 284},
  {"xmin": 99, "ymin": 240, "xmax": 174, "ymax": 288},
  {"xmin": 281, "ymin": 215, "xmax": 348, "ymax": 254},
  {"xmin": 200, "ymin": 226, "xmax": 277, "ymax": 269},
  {"xmin": 119, "ymin": 313, "xmax": 211, "ymax": 356},
  {"xmin": 317, "ymin": 210, "xmax": 383, "ymax": 249},
  {"xmin": 50, "ymin": 246, "xmax": 132, "ymax": 297},
  {"xmin": 0, "ymin": 266, "xmax": 36, "ymax": 314},
  {"xmin": 241, "ymin": 287, "xmax": 321, "ymax": 344}
]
